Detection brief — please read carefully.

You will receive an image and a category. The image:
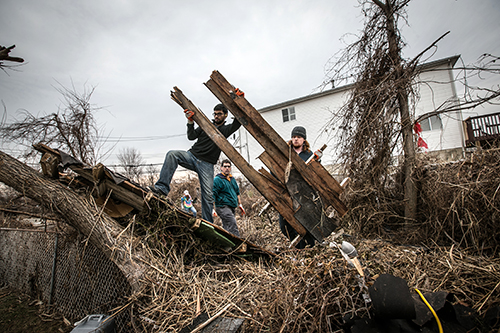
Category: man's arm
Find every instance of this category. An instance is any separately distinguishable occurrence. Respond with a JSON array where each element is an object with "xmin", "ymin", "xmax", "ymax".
[
  {"xmin": 219, "ymin": 118, "xmax": 241, "ymax": 138},
  {"xmin": 187, "ymin": 123, "xmax": 202, "ymax": 141},
  {"xmin": 212, "ymin": 177, "xmax": 221, "ymax": 199}
]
